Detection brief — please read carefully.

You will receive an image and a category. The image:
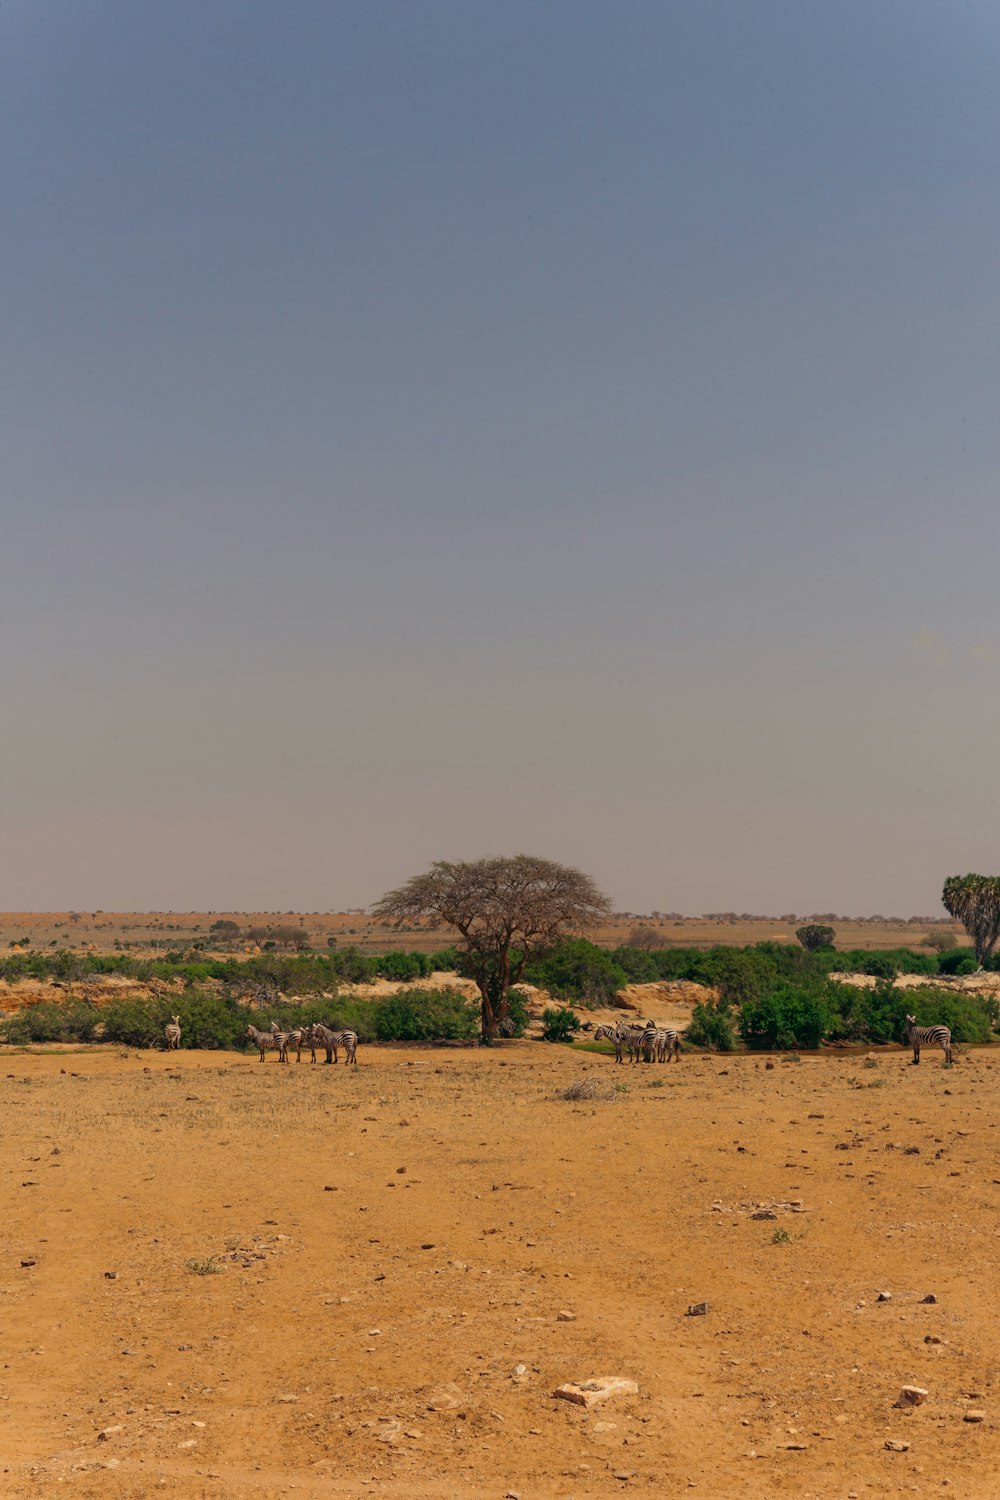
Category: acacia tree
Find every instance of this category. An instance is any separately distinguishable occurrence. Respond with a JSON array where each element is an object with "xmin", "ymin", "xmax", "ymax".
[
  {"xmin": 372, "ymin": 855, "xmax": 612, "ymax": 1041},
  {"xmin": 942, "ymin": 874, "xmax": 1000, "ymax": 968},
  {"xmin": 796, "ymin": 924, "xmax": 836, "ymax": 952}
]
